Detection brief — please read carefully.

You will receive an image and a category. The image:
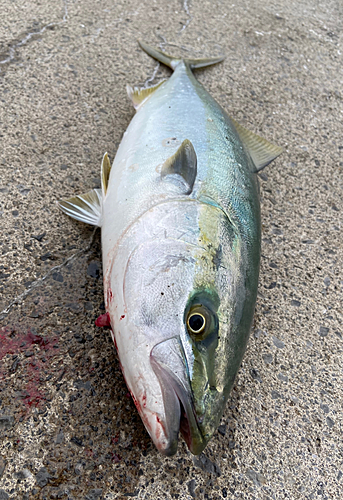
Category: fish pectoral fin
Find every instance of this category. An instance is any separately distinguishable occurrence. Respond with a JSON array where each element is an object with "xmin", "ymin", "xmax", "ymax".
[
  {"xmin": 126, "ymin": 80, "xmax": 166, "ymax": 110},
  {"xmin": 58, "ymin": 189, "xmax": 102, "ymax": 227},
  {"xmin": 231, "ymin": 118, "xmax": 283, "ymax": 172},
  {"xmin": 161, "ymin": 139, "xmax": 197, "ymax": 194},
  {"xmin": 101, "ymin": 152, "xmax": 111, "ymax": 196}
]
